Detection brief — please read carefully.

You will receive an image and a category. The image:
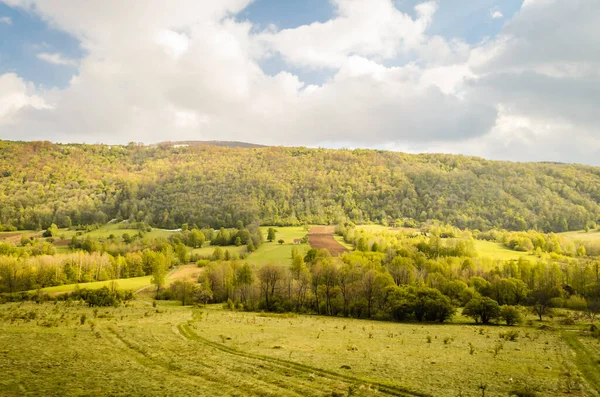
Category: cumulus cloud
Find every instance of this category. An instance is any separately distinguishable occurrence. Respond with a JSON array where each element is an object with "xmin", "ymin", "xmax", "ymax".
[
  {"xmin": 258, "ymin": 0, "xmax": 438, "ymax": 69},
  {"xmin": 0, "ymin": 73, "xmax": 49, "ymax": 125},
  {"xmin": 464, "ymin": 0, "xmax": 600, "ymax": 164},
  {"xmin": 0, "ymin": 0, "xmax": 489, "ymax": 146},
  {"xmin": 0, "ymin": 0, "xmax": 598, "ymax": 164}
]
